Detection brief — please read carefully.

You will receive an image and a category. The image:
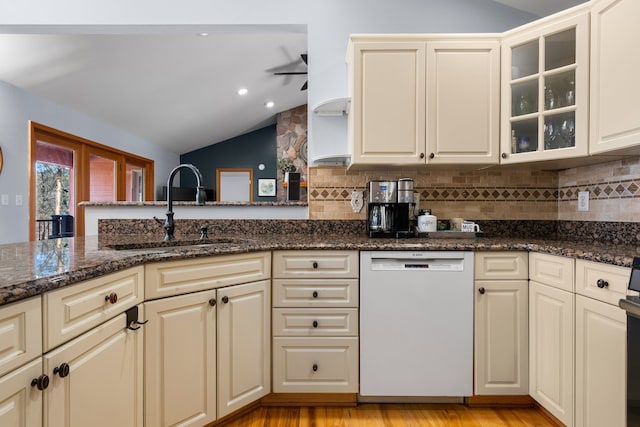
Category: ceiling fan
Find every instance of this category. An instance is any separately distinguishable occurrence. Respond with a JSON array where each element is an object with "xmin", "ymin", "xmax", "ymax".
[{"xmin": 274, "ymin": 53, "xmax": 308, "ymax": 91}]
